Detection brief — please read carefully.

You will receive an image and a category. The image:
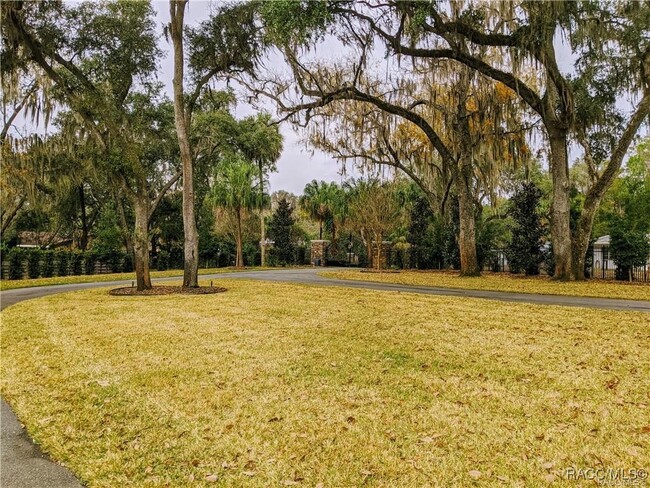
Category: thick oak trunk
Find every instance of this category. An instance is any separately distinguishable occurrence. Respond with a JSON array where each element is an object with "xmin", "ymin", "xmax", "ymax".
[
  {"xmin": 457, "ymin": 179, "xmax": 480, "ymax": 277},
  {"xmin": 170, "ymin": 0, "xmax": 199, "ymax": 288},
  {"xmin": 134, "ymin": 197, "xmax": 152, "ymax": 291},
  {"xmin": 547, "ymin": 129, "xmax": 573, "ymax": 280}
]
